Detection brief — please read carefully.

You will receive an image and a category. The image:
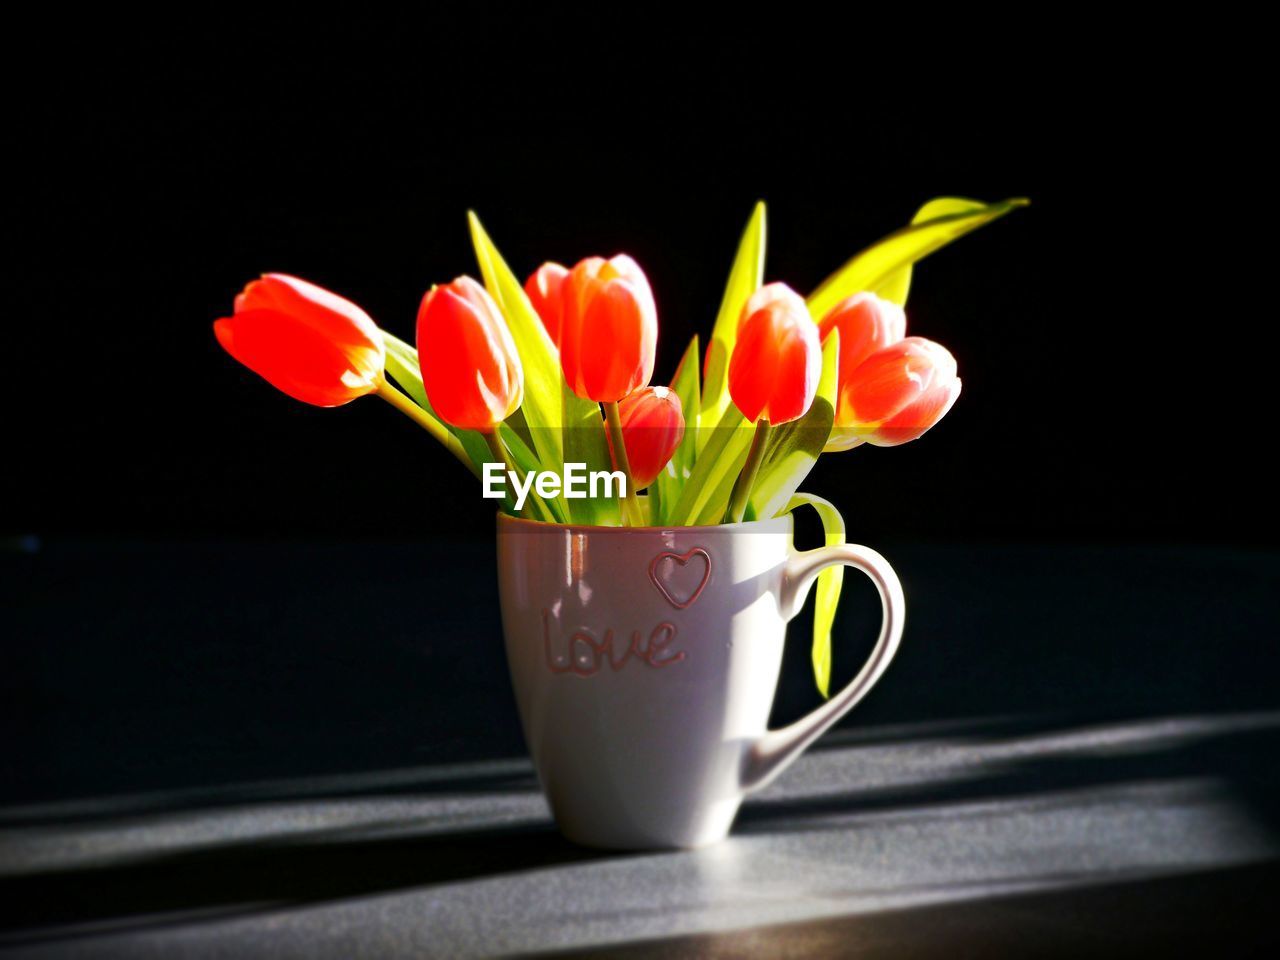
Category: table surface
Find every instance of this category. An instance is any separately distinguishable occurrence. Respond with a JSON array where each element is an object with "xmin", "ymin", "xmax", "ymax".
[{"xmin": 2, "ymin": 539, "xmax": 1278, "ymax": 957}]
